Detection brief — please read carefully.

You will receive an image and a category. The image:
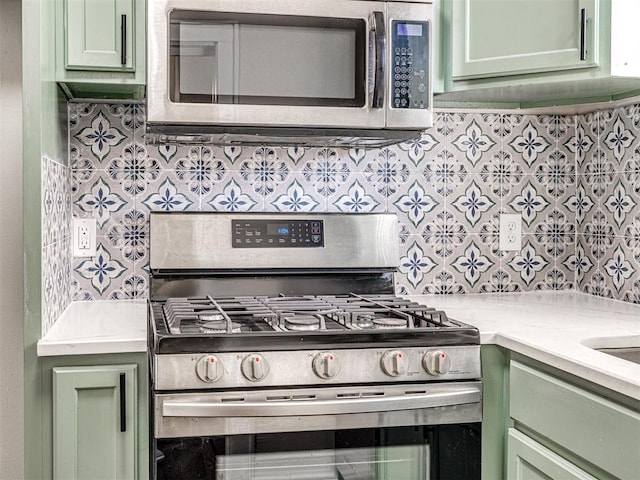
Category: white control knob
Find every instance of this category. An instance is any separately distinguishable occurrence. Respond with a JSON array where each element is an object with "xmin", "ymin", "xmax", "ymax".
[
  {"xmin": 423, "ymin": 350, "xmax": 451, "ymax": 376},
  {"xmin": 381, "ymin": 350, "xmax": 408, "ymax": 377},
  {"xmin": 195, "ymin": 355, "xmax": 223, "ymax": 383},
  {"xmin": 312, "ymin": 352, "xmax": 340, "ymax": 379},
  {"xmin": 241, "ymin": 354, "xmax": 270, "ymax": 382}
]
